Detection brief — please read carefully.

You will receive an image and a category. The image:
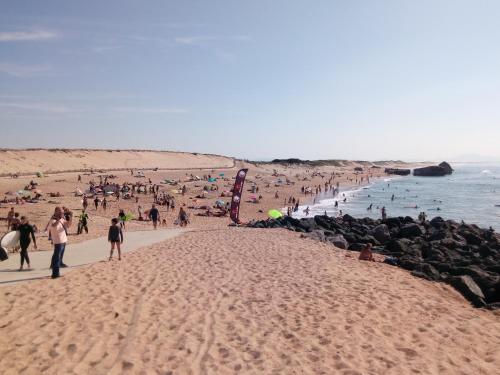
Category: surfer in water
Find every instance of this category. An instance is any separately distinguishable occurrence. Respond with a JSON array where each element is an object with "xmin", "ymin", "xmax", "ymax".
[{"xmin": 18, "ymin": 216, "xmax": 37, "ymax": 271}]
